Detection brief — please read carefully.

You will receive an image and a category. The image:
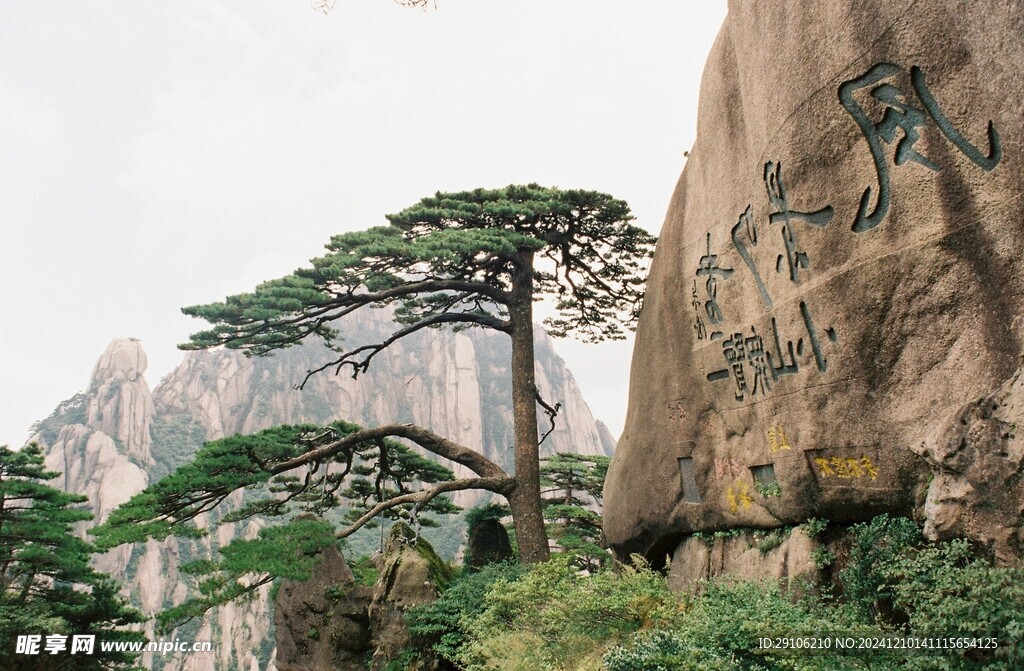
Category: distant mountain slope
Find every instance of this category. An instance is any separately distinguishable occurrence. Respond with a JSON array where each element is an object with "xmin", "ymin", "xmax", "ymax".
[{"xmin": 31, "ymin": 310, "xmax": 614, "ymax": 671}]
